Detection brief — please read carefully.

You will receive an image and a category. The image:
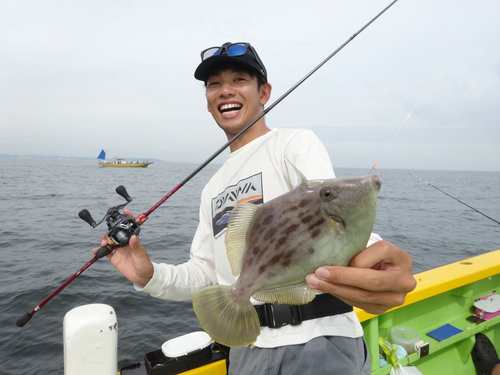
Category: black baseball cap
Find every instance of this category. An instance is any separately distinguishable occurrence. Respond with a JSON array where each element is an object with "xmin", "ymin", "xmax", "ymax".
[{"xmin": 194, "ymin": 42, "xmax": 267, "ymax": 83}]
